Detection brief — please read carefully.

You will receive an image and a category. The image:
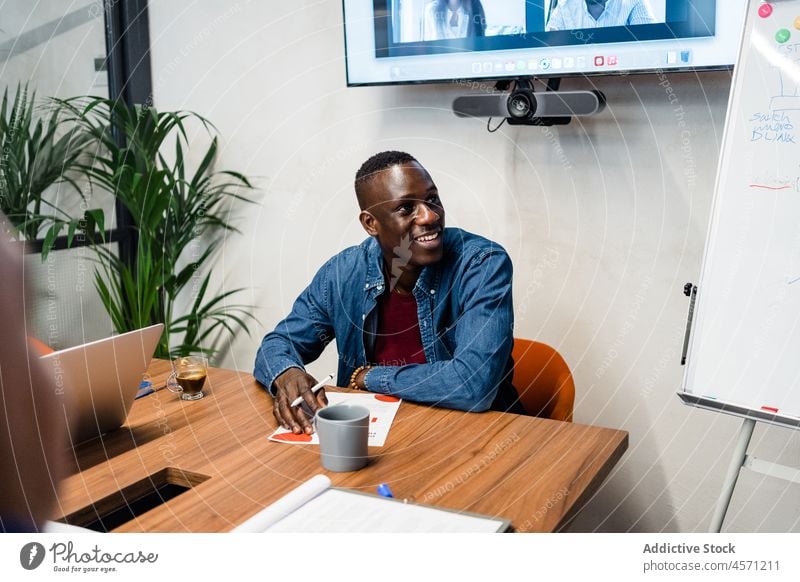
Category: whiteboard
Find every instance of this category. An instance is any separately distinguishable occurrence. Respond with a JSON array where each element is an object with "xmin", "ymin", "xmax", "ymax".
[{"xmin": 681, "ymin": 0, "xmax": 800, "ymax": 428}]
